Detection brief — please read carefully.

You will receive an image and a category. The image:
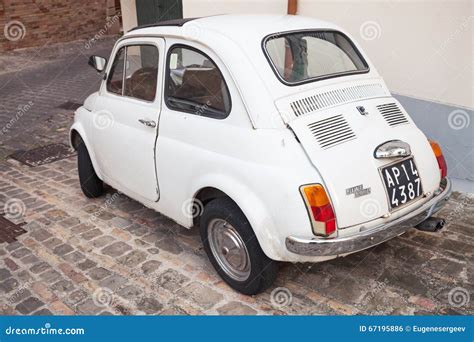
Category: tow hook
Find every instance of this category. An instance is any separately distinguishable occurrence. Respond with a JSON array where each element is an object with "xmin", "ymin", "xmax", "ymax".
[{"xmin": 415, "ymin": 217, "xmax": 446, "ymax": 232}]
